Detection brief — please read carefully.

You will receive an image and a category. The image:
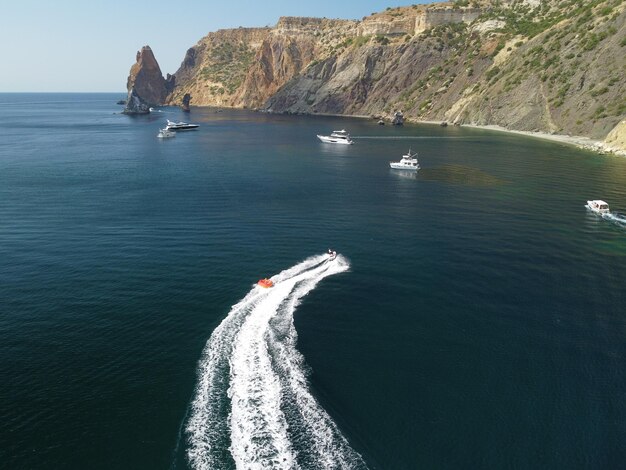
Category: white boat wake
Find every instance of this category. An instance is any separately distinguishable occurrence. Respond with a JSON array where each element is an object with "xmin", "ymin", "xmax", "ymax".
[
  {"xmin": 351, "ymin": 135, "xmax": 477, "ymax": 140},
  {"xmin": 602, "ymin": 212, "xmax": 626, "ymax": 228},
  {"xmin": 186, "ymin": 254, "xmax": 368, "ymax": 470}
]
